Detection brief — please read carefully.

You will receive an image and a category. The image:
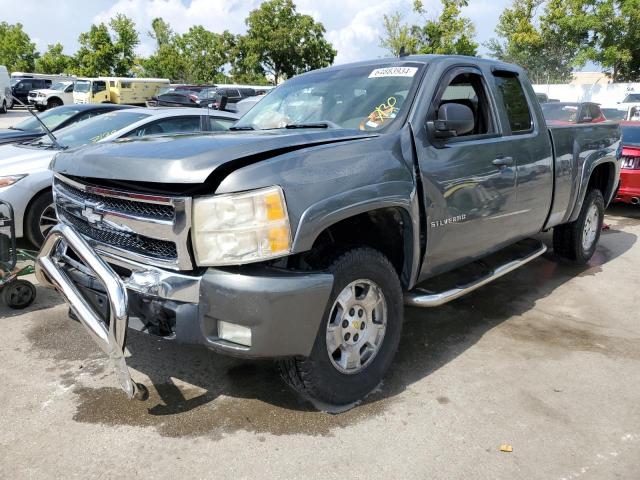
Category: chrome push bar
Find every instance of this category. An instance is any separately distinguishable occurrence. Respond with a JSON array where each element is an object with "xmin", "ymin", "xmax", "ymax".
[{"xmin": 36, "ymin": 223, "xmax": 148, "ymax": 400}]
